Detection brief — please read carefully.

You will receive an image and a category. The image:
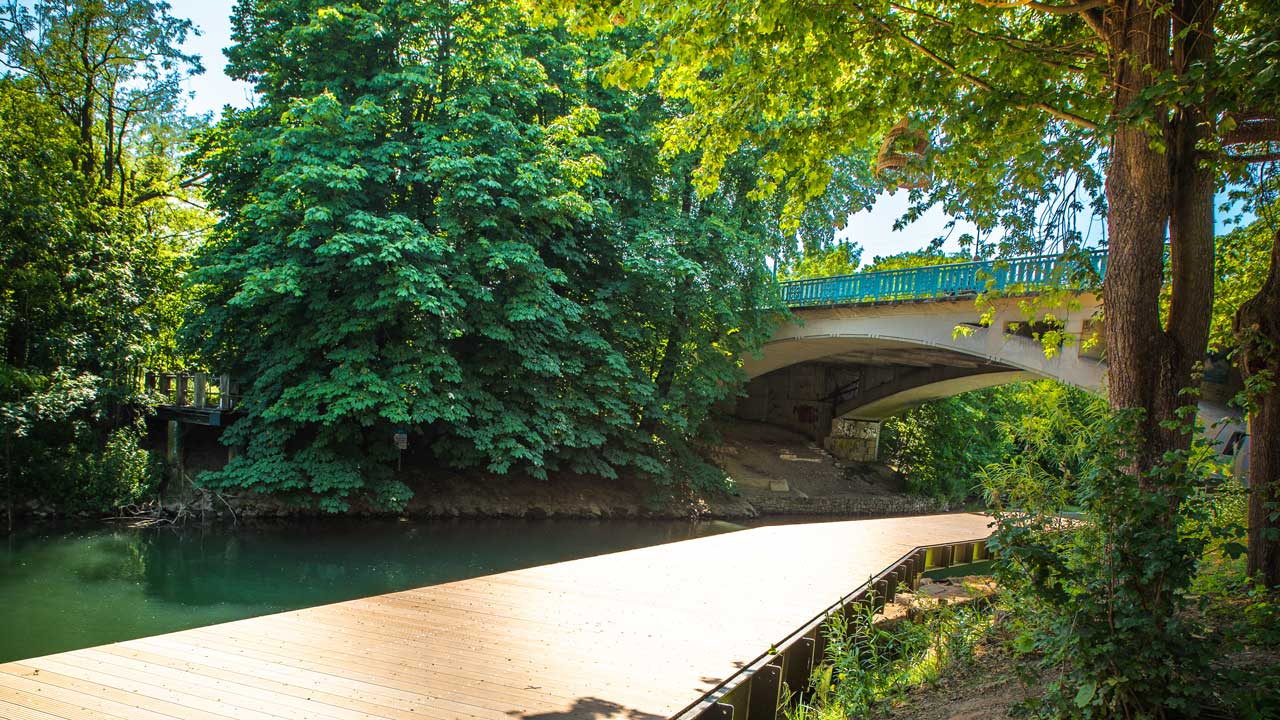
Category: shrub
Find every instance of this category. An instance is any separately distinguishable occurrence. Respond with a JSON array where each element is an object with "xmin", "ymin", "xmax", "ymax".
[
  {"xmin": 1, "ymin": 368, "xmax": 160, "ymax": 517},
  {"xmin": 983, "ymin": 407, "xmax": 1216, "ymax": 718}
]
